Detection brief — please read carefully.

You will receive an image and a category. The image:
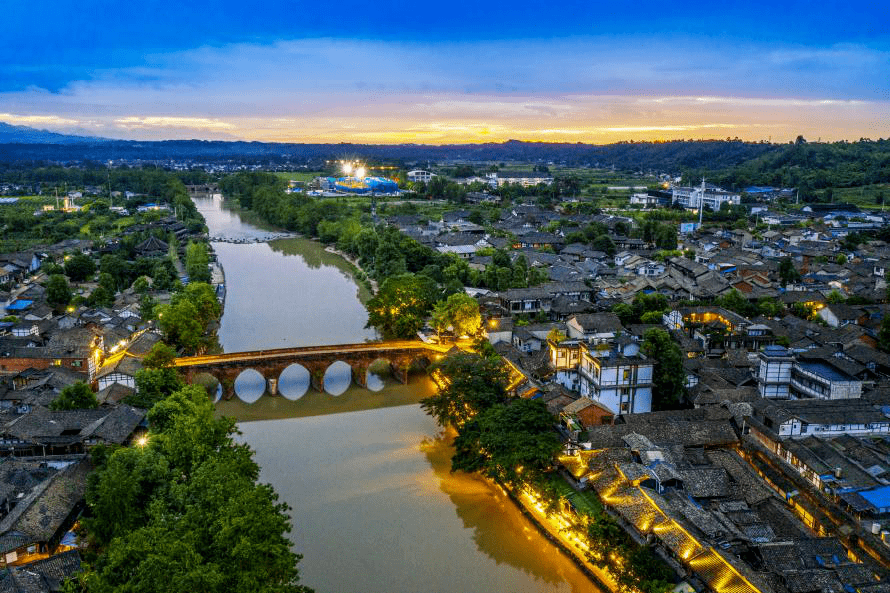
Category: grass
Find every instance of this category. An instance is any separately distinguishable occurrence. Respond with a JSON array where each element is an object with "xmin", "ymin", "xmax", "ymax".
[
  {"xmin": 548, "ymin": 475, "xmax": 603, "ymax": 517},
  {"xmin": 816, "ymin": 184, "xmax": 889, "ymax": 209},
  {"xmin": 272, "ymin": 171, "xmax": 325, "ymax": 183}
]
